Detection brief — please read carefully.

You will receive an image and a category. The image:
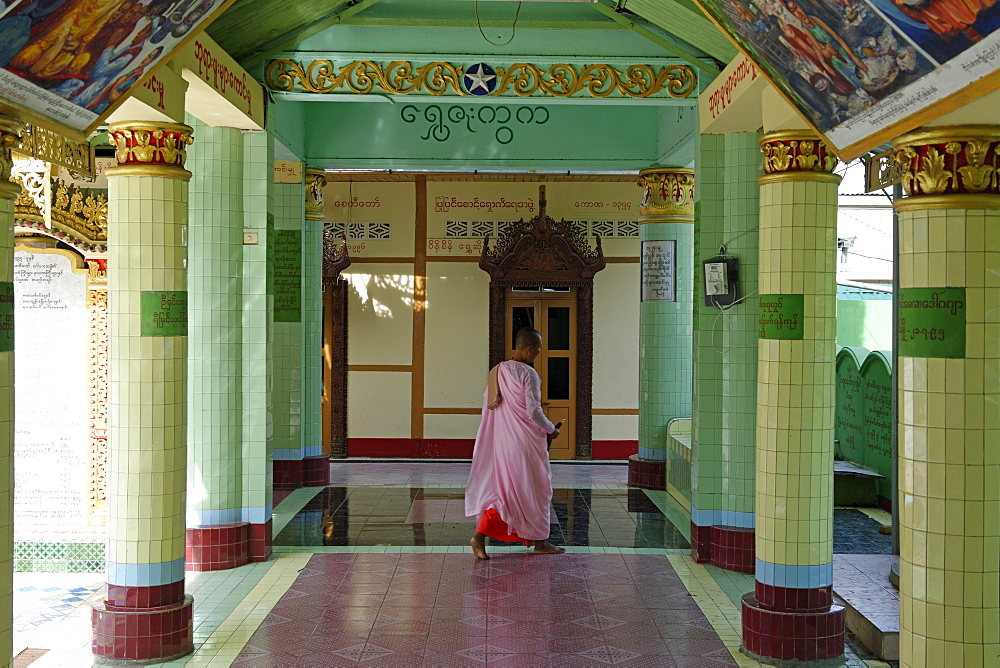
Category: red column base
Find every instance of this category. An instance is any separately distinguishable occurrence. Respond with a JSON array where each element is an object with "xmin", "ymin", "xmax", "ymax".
[
  {"xmin": 741, "ymin": 593, "xmax": 845, "ymax": 662},
  {"xmin": 301, "ymin": 455, "xmax": 329, "ymax": 486},
  {"xmin": 711, "ymin": 526, "xmax": 755, "ymax": 573},
  {"xmin": 186, "ymin": 522, "xmax": 249, "ymax": 571},
  {"xmin": 92, "ymin": 594, "xmax": 193, "ymax": 663},
  {"xmin": 690, "ymin": 521, "xmax": 712, "ymax": 563},
  {"xmin": 627, "ymin": 455, "xmax": 665, "ymax": 490},
  {"xmin": 273, "ymin": 459, "xmax": 303, "ymax": 489},
  {"xmin": 249, "ymin": 520, "xmax": 272, "ymax": 562}
]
